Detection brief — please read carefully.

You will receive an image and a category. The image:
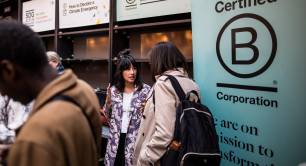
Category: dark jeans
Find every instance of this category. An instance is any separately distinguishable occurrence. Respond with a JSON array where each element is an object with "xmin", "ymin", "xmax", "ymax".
[{"xmin": 114, "ymin": 133, "xmax": 126, "ymax": 166}]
